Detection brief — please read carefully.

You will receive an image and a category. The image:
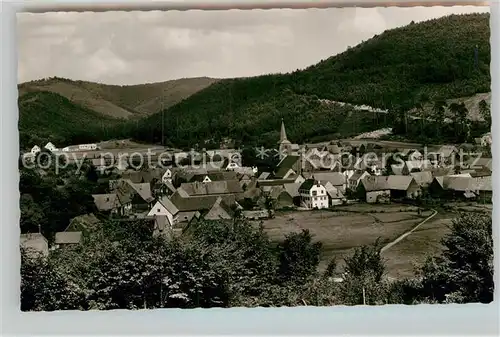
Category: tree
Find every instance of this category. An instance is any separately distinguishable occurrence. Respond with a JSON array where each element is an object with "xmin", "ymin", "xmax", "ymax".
[
  {"xmin": 277, "ymin": 229, "xmax": 322, "ymax": 283},
  {"xmin": 432, "ymin": 99, "xmax": 447, "ymax": 137},
  {"xmin": 478, "ymin": 99, "xmax": 491, "ymax": 127},
  {"xmin": 338, "ymin": 238, "xmax": 387, "ymax": 305},
  {"xmin": 419, "ymin": 213, "xmax": 493, "ymax": 303},
  {"xmin": 21, "ymin": 249, "xmax": 85, "ymax": 311}
]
